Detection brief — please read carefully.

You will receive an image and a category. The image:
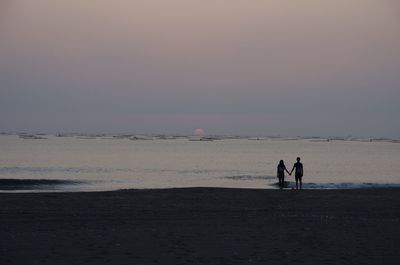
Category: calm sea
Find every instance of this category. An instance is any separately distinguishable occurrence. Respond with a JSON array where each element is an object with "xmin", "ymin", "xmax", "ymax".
[{"xmin": 1, "ymin": 135, "xmax": 399, "ymax": 192}]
